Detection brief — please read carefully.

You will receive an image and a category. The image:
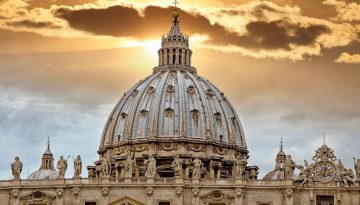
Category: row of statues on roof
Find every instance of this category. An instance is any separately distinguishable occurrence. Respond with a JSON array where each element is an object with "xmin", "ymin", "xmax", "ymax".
[
  {"xmin": 89, "ymin": 151, "xmax": 255, "ymax": 180},
  {"xmin": 10, "ymin": 155, "xmax": 82, "ymax": 180}
]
